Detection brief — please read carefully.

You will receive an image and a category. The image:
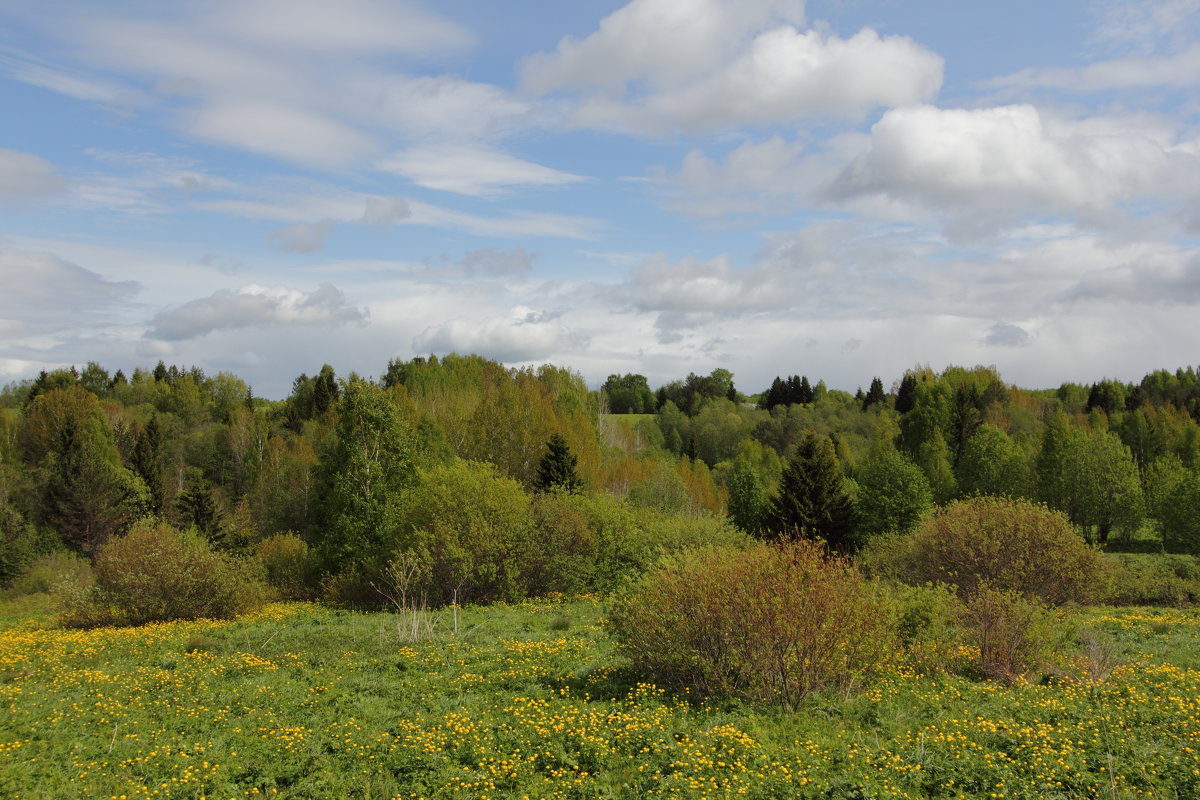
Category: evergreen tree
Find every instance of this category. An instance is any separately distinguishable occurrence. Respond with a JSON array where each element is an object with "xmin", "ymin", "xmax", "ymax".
[
  {"xmin": 894, "ymin": 373, "xmax": 918, "ymax": 414},
  {"xmin": 862, "ymin": 377, "xmax": 886, "ymax": 411},
  {"xmin": 798, "ymin": 375, "xmax": 814, "ymax": 404},
  {"xmin": 765, "ymin": 430, "xmax": 856, "ymax": 550},
  {"xmin": 533, "ymin": 433, "xmax": 582, "ymax": 493},
  {"xmin": 313, "ymin": 364, "xmax": 339, "ymax": 416},
  {"xmin": 131, "ymin": 415, "xmax": 165, "ymax": 513}
]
